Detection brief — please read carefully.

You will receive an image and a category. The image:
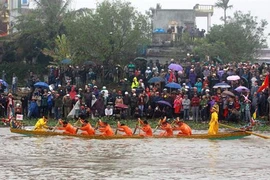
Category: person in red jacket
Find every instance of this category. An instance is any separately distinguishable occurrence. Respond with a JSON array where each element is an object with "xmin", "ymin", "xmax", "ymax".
[
  {"xmin": 117, "ymin": 121, "xmax": 133, "ymax": 136},
  {"xmin": 98, "ymin": 119, "xmax": 114, "ymax": 136},
  {"xmin": 191, "ymin": 93, "xmax": 200, "ymax": 122},
  {"xmin": 58, "ymin": 120, "xmax": 77, "ymax": 134},
  {"xmin": 138, "ymin": 118, "xmax": 153, "ymax": 137}
]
